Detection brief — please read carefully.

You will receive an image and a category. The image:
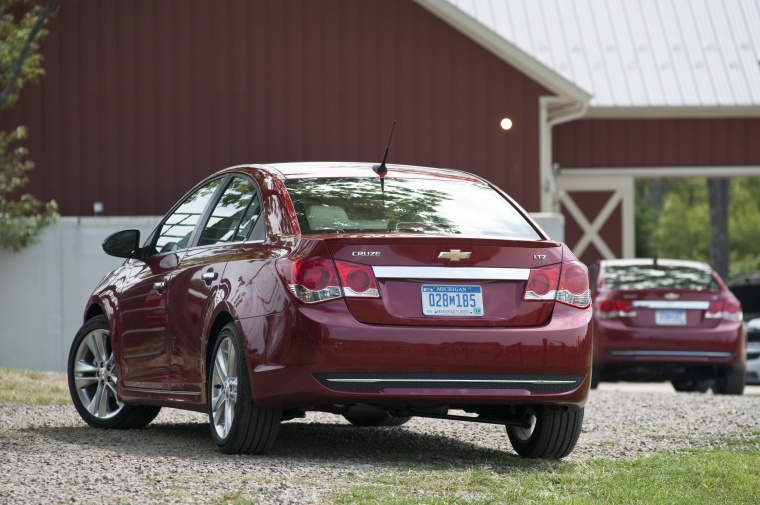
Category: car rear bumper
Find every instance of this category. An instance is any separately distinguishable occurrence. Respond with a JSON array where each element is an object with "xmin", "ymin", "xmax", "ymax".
[
  {"xmin": 593, "ymin": 320, "xmax": 746, "ymax": 380},
  {"xmin": 241, "ymin": 302, "xmax": 592, "ymax": 409}
]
